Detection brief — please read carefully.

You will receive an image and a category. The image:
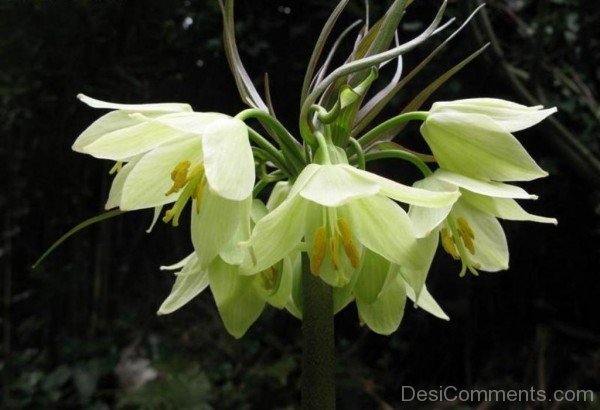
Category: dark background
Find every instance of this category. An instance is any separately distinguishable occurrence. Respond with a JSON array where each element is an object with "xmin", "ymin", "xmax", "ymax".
[{"xmin": 1, "ymin": 0, "xmax": 599, "ymax": 408}]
